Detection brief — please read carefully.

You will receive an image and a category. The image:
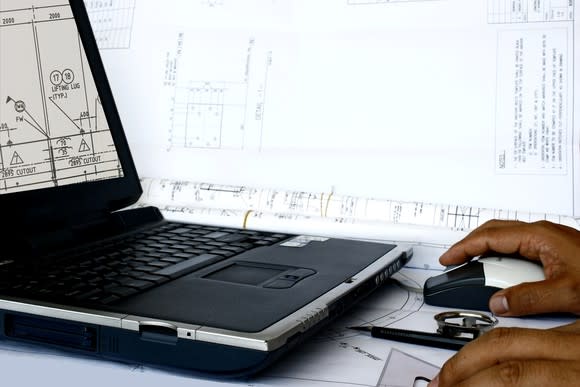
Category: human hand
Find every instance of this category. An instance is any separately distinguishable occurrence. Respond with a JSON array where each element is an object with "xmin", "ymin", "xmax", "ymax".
[
  {"xmin": 430, "ymin": 320, "xmax": 580, "ymax": 387},
  {"xmin": 439, "ymin": 220, "xmax": 580, "ymax": 316}
]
